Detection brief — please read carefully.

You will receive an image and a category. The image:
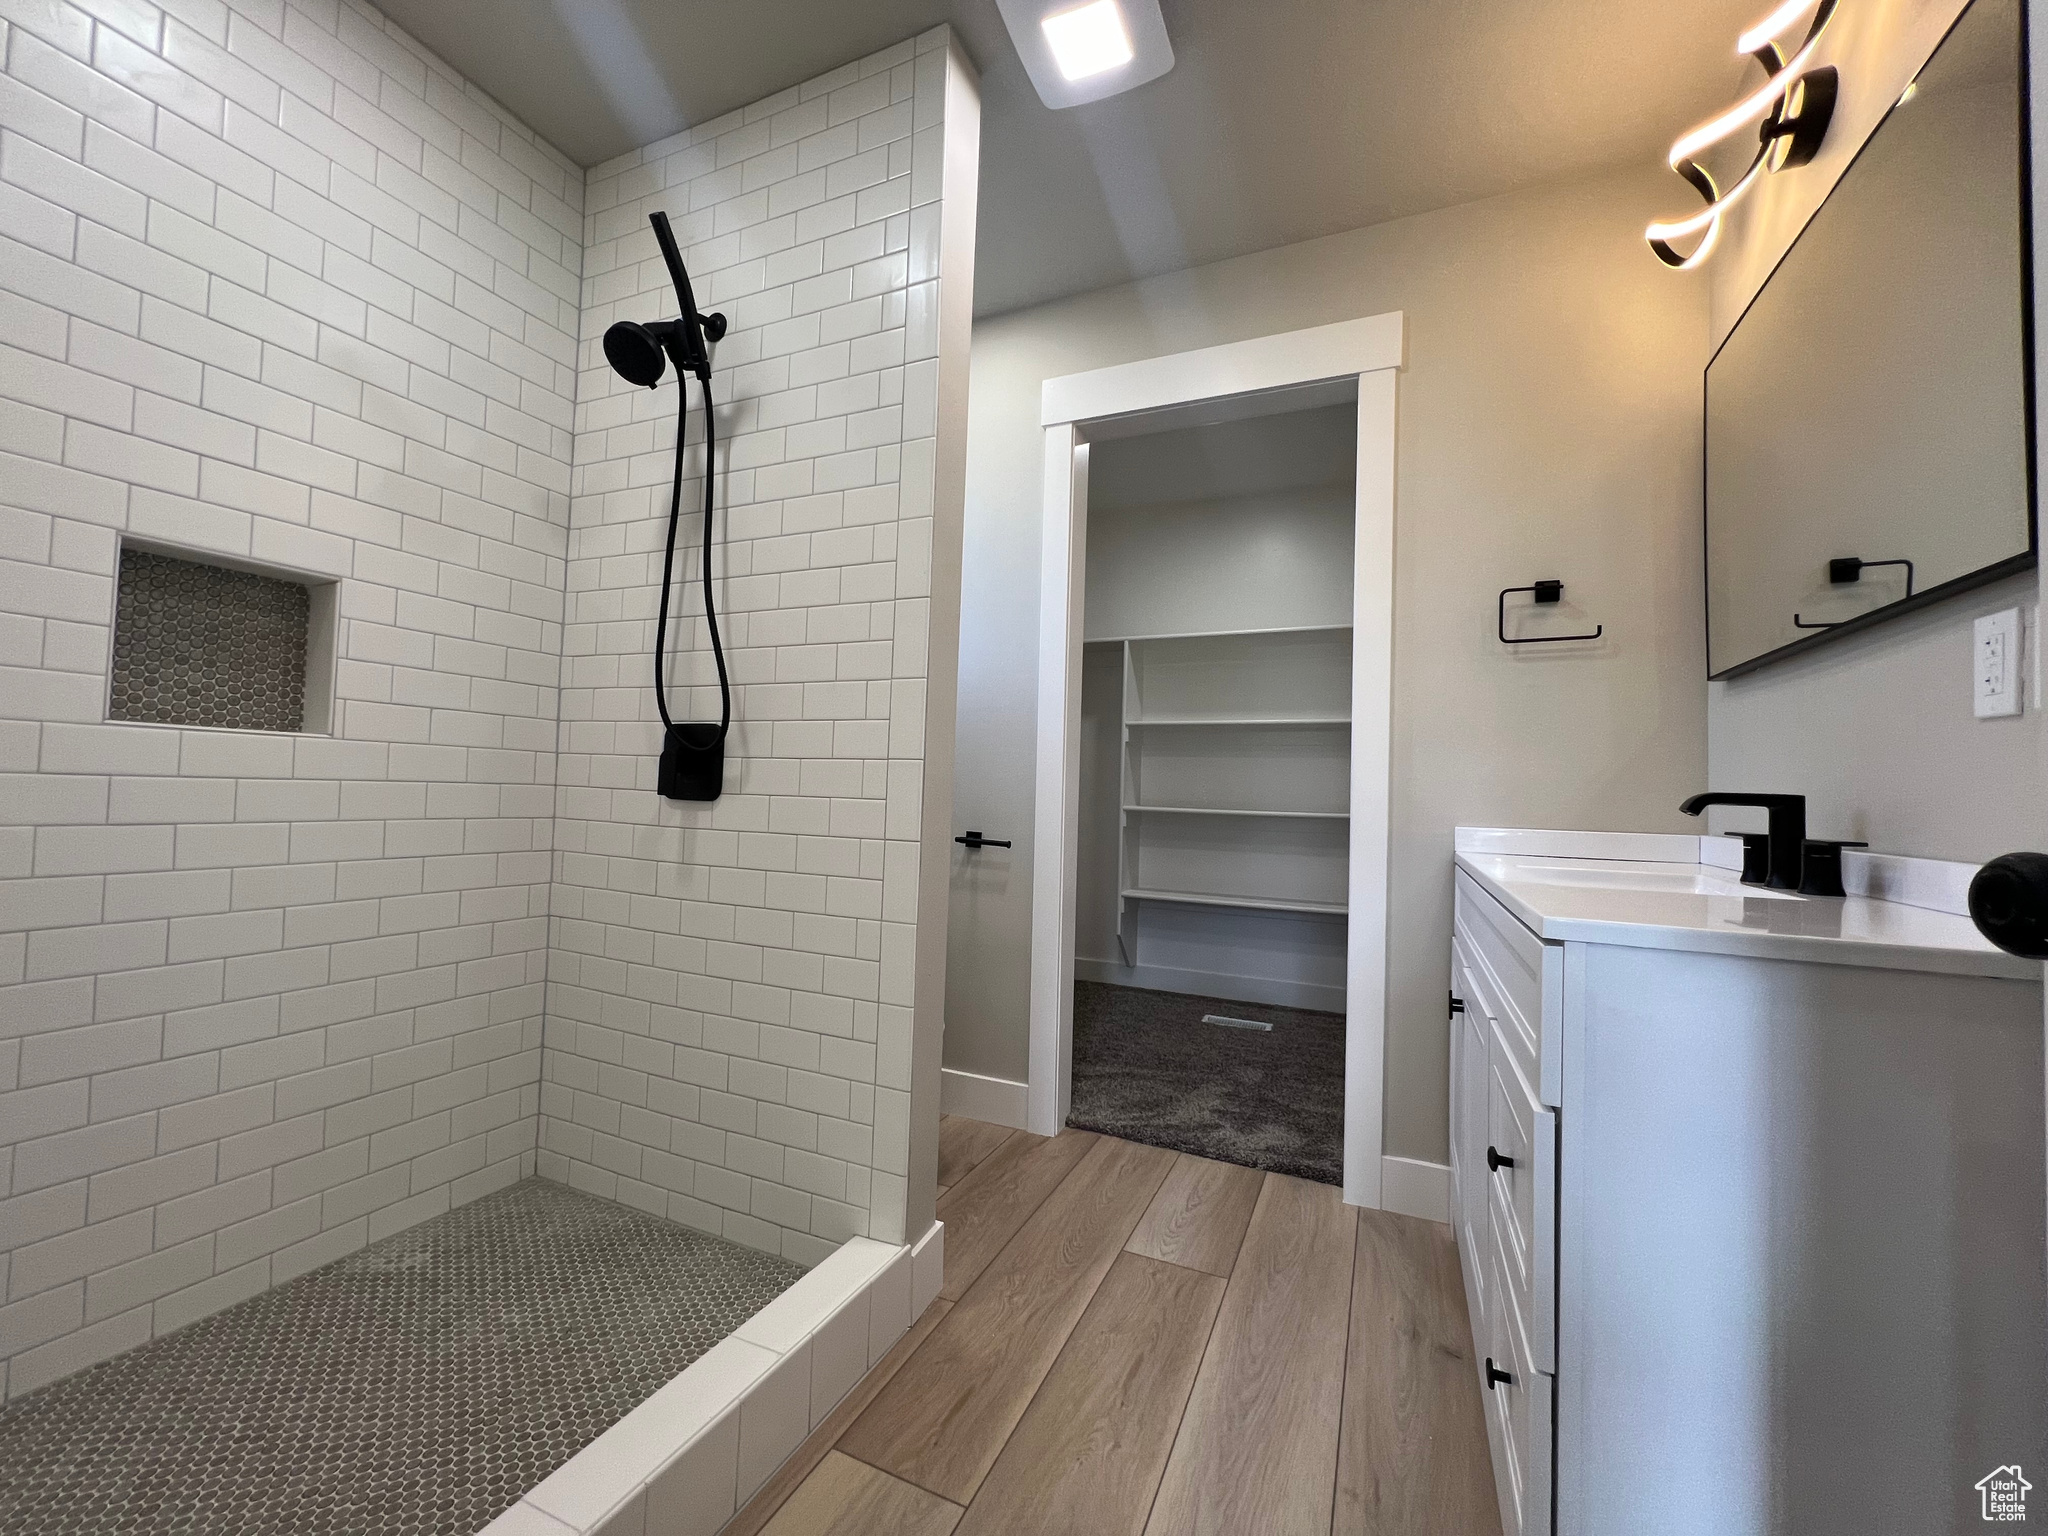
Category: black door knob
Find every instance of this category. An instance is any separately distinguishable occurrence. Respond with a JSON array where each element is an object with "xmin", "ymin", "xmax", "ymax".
[
  {"xmin": 1486, "ymin": 1357, "xmax": 1514, "ymax": 1390},
  {"xmin": 1487, "ymin": 1145, "xmax": 1516, "ymax": 1173},
  {"xmin": 1970, "ymin": 853, "xmax": 2048, "ymax": 958}
]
